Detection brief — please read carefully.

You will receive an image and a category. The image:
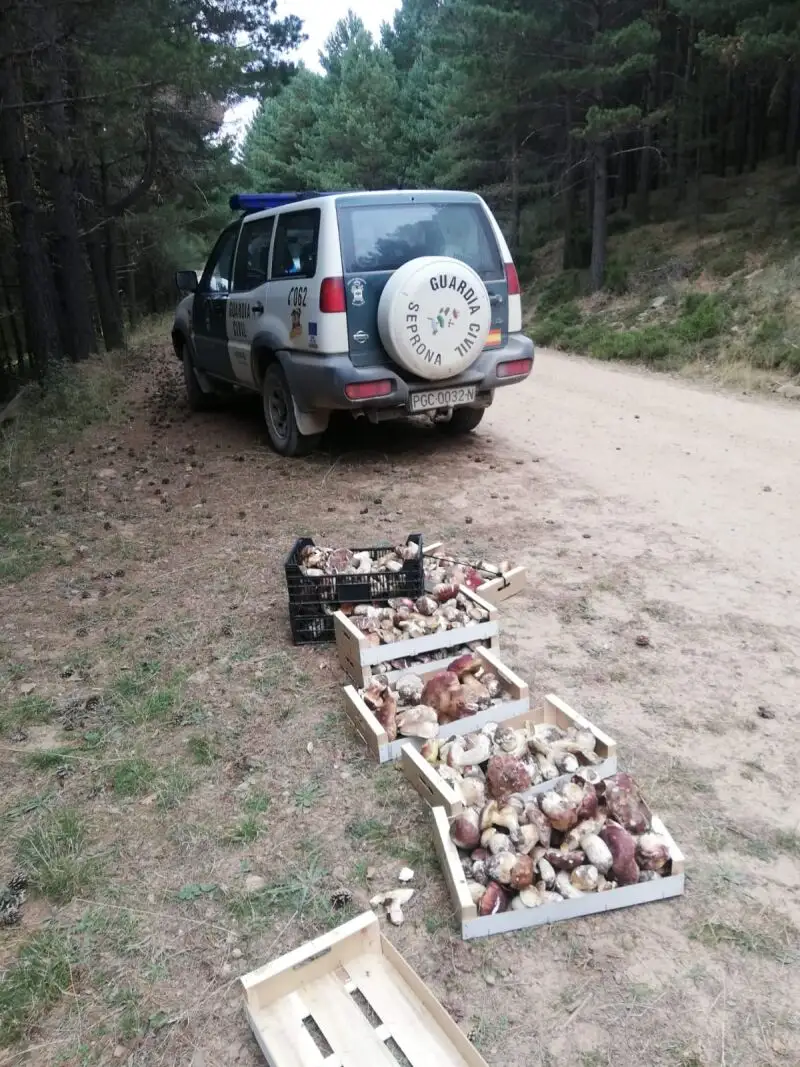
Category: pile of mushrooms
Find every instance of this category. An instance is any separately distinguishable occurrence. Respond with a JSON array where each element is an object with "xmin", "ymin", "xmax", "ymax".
[
  {"xmin": 450, "ymin": 771, "xmax": 672, "ymax": 915},
  {"xmin": 421, "ymin": 718, "xmax": 602, "ymax": 799},
  {"xmin": 299, "ymin": 540, "xmax": 419, "ymax": 577},
  {"xmin": 425, "ymin": 553, "xmax": 515, "ymax": 592},
  {"xmin": 360, "ymin": 651, "xmax": 502, "ymax": 742},
  {"xmin": 348, "ymin": 590, "xmax": 490, "ymax": 648}
]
